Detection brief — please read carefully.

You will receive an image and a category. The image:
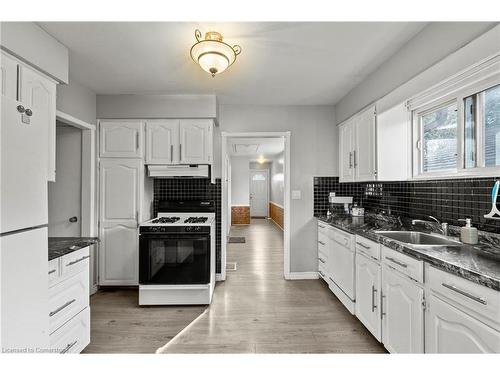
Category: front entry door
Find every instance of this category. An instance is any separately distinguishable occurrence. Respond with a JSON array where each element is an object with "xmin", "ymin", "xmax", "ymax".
[{"xmin": 249, "ymin": 169, "xmax": 269, "ymax": 217}]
